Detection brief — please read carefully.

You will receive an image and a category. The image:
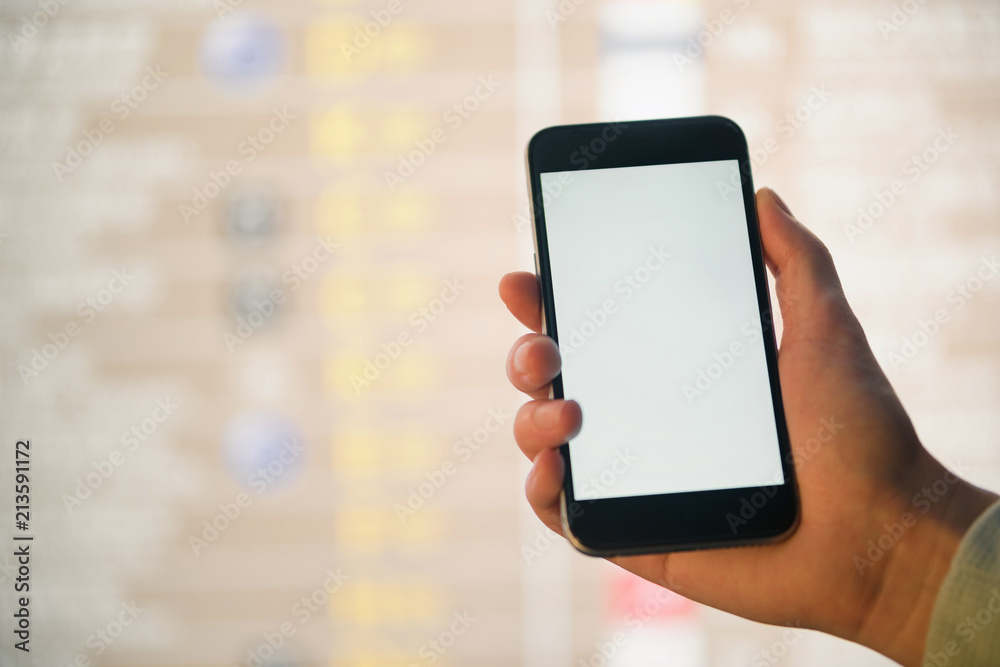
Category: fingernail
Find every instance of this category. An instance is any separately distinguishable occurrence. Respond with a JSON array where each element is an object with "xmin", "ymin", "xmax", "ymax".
[
  {"xmin": 766, "ymin": 188, "xmax": 793, "ymax": 216},
  {"xmin": 513, "ymin": 342, "xmax": 530, "ymax": 375},
  {"xmin": 532, "ymin": 401, "xmax": 562, "ymax": 429}
]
